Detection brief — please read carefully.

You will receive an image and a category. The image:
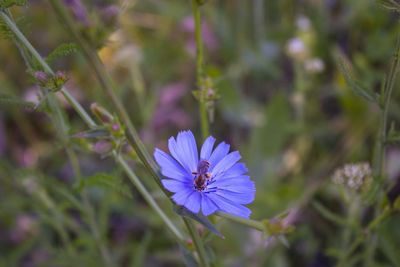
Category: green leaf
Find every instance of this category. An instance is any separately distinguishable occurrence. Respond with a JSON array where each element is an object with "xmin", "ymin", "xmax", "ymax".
[
  {"xmin": 174, "ymin": 206, "xmax": 224, "ymax": 238},
  {"xmin": 45, "ymin": 43, "xmax": 80, "ymax": 64},
  {"xmin": 77, "ymin": 173, "xmax": 133, "ymax": 199},
  {"xmin": 179, "ymin": 244, "xmax": 199, "ymax": 267},
  {"xmin": 0, "ymin": 0, "xmax": 27, "ymax": 8},
  {"xmin": 379, "ymin": 0, "xmax": 400, "ymax": 12},
  {"xmin": 72, "ymin": 127, "xmax": 110, "ymax": 139},
  {"xmin": 337, "ymin": 54, "xmax": 378, "ymax": 103},
  {"xmin": 312, "ymin": 201, "xmax": 348, "ymax": 226},
  {"xmin": 130, "ymin": 231, "xmax": 152, "ymax": 267},
  {"xmin": 0, "ymin": 93, "xmax": 37, "ymax": 110},
  {"xmin": 0, "ymin": 17, "xmax": 13, "ymax": 39}
]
